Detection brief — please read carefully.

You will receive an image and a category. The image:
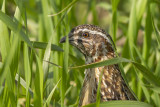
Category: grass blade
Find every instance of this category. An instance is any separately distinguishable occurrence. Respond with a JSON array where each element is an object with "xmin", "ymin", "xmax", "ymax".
[
  {"xmin": 43, "ymin": 36, "xmax": 52, "ymax": 83},
  {"xmin": 151, "ymin": 13, "xmax": 160, "ymax": 46},
  {"xmin": 34, "ymin": 55, "xmax": 43, "ymax": 107},
  {"xmin": 83, "ymin": 101, "xmax": 152, "ymax": 107},
  {"xmin": 24, "ymin": 44, "xmax": 31, "ymax": 106},
  {"xmin": 32, "ymin": 41, "xmax": 63, "ymax": 52},
  {"xmin": 111, "ymin": 0, "xmax": 120, "ymax": 42},
  {"xmin": 142, "ymin": 2, "xmax": 152, "ymax": 61},
  {"xmin": 71, "ymin": 57, "xmax": 160, "ymax": 87},
  {"xmin": 127, "ymin": 0, "xmax": 137, "ymax": 59},
  {"xmin": 0, "ymin": 10, "xmax": 33, "ymax": 48},
  {"xmin": 96, "ymin": 69, "xmax": 104, "ymax": 107},
  {"xmin": 61, "ymin": 33, "xmax": 69, "ymax": 106},
  {"xmin": 70, "ymin": 57, "xmax": 130, "ymax": 69},
  {"xmin": 15, "ymin": 74, "xmax": 33, "ymax": 97},
  {"xmin": 44, "ymin": 78, "xmax": 61, "ymax": 107},
  {"xmin": 48, "ymin": 0, "xmax": 78, "ymax": 16}
]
